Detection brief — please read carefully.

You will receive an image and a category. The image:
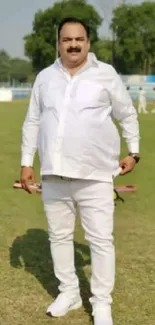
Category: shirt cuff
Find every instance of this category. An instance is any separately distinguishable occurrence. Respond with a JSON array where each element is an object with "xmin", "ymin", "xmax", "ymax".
[
  {"xmin": 127, "ymin": 142, "xmax": 139, "ymax": 154},
  {"xmin": 21, "ymin": 154, "xmax": 34, "ymax": 167}
]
